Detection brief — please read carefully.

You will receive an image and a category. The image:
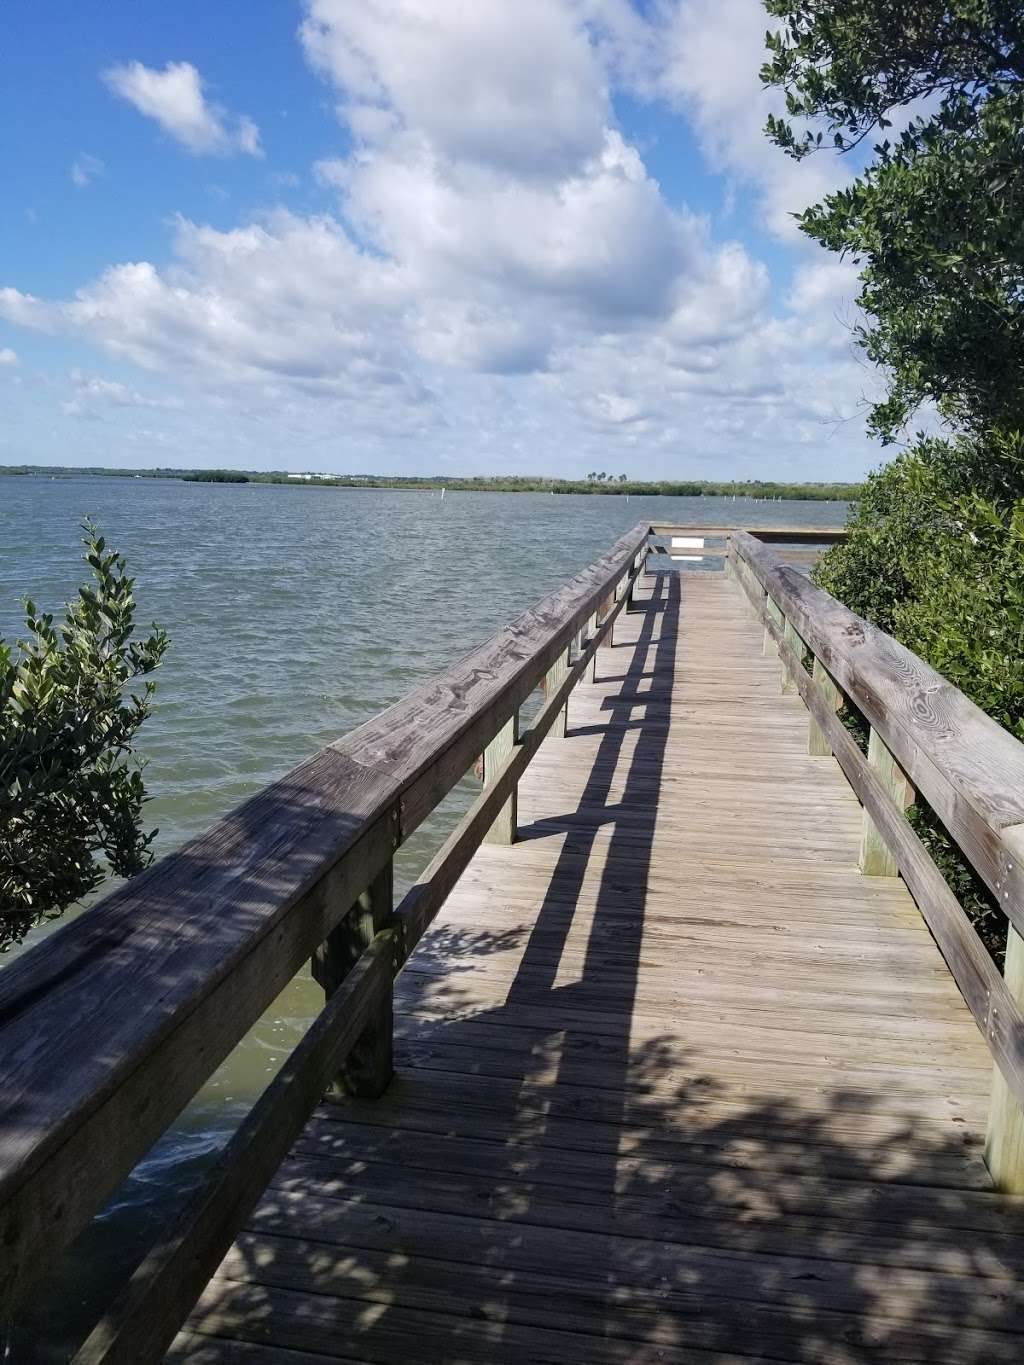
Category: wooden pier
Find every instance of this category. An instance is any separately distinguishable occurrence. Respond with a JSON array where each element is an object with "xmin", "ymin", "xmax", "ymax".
[{"xmin": 3, "ymin": 525, "xmax": 1024, "ymax": 1362}]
